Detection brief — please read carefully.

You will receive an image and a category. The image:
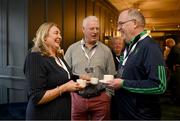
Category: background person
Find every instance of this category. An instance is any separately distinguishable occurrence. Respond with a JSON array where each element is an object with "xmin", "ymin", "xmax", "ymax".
[
  {"xmin": 64, "ymin": 16, "xmax": 116, "ymax": 120},
  {"xmin": 106, "ymin": 8, "xmax": 167, "ymax": 120},
  {"xmin": 24, "ymin": 22, "xmax": 82, "ymax": 120},
  {"xmin": 110, "ymin": 36, "xmax": 125, "ymax": 71},
  {"xmin": 166, "ymin": 41, "xmax": 180, "ymax": 104},
  {"xmin": 110, "ymin": 36, "xmax": 125, "ymax": 119},
  {"xmin": 164, "ymin": 38, "xmax": 176, "ymax": 61}
]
